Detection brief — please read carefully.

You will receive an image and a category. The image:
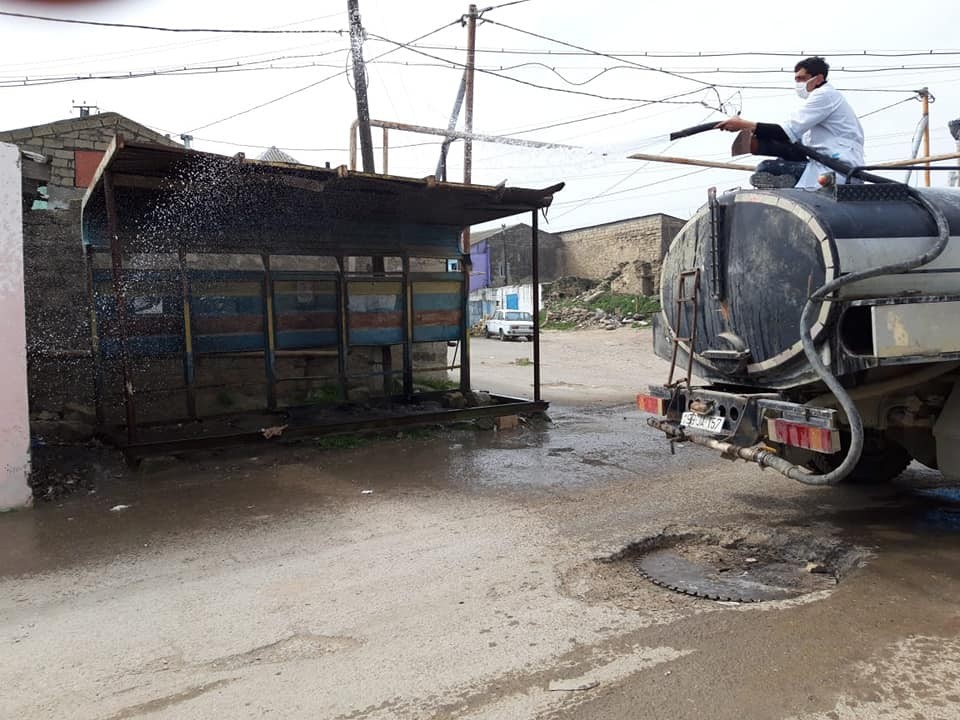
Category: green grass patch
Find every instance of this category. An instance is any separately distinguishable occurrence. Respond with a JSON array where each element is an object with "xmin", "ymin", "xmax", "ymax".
[
  {"xmin": 513, "ymin": 357, "xmax": 532, "ymax": 366},
  {"xmin": 314, "ymin": 434, "xmax": 366, "ymax": 449},
  {"xmin": 588, "ymin": 293, "xmax": 661, "ymax": 316},
  {"xmin": 541, "ymin": 293, "xmax": 660, "ymax": 331}
]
